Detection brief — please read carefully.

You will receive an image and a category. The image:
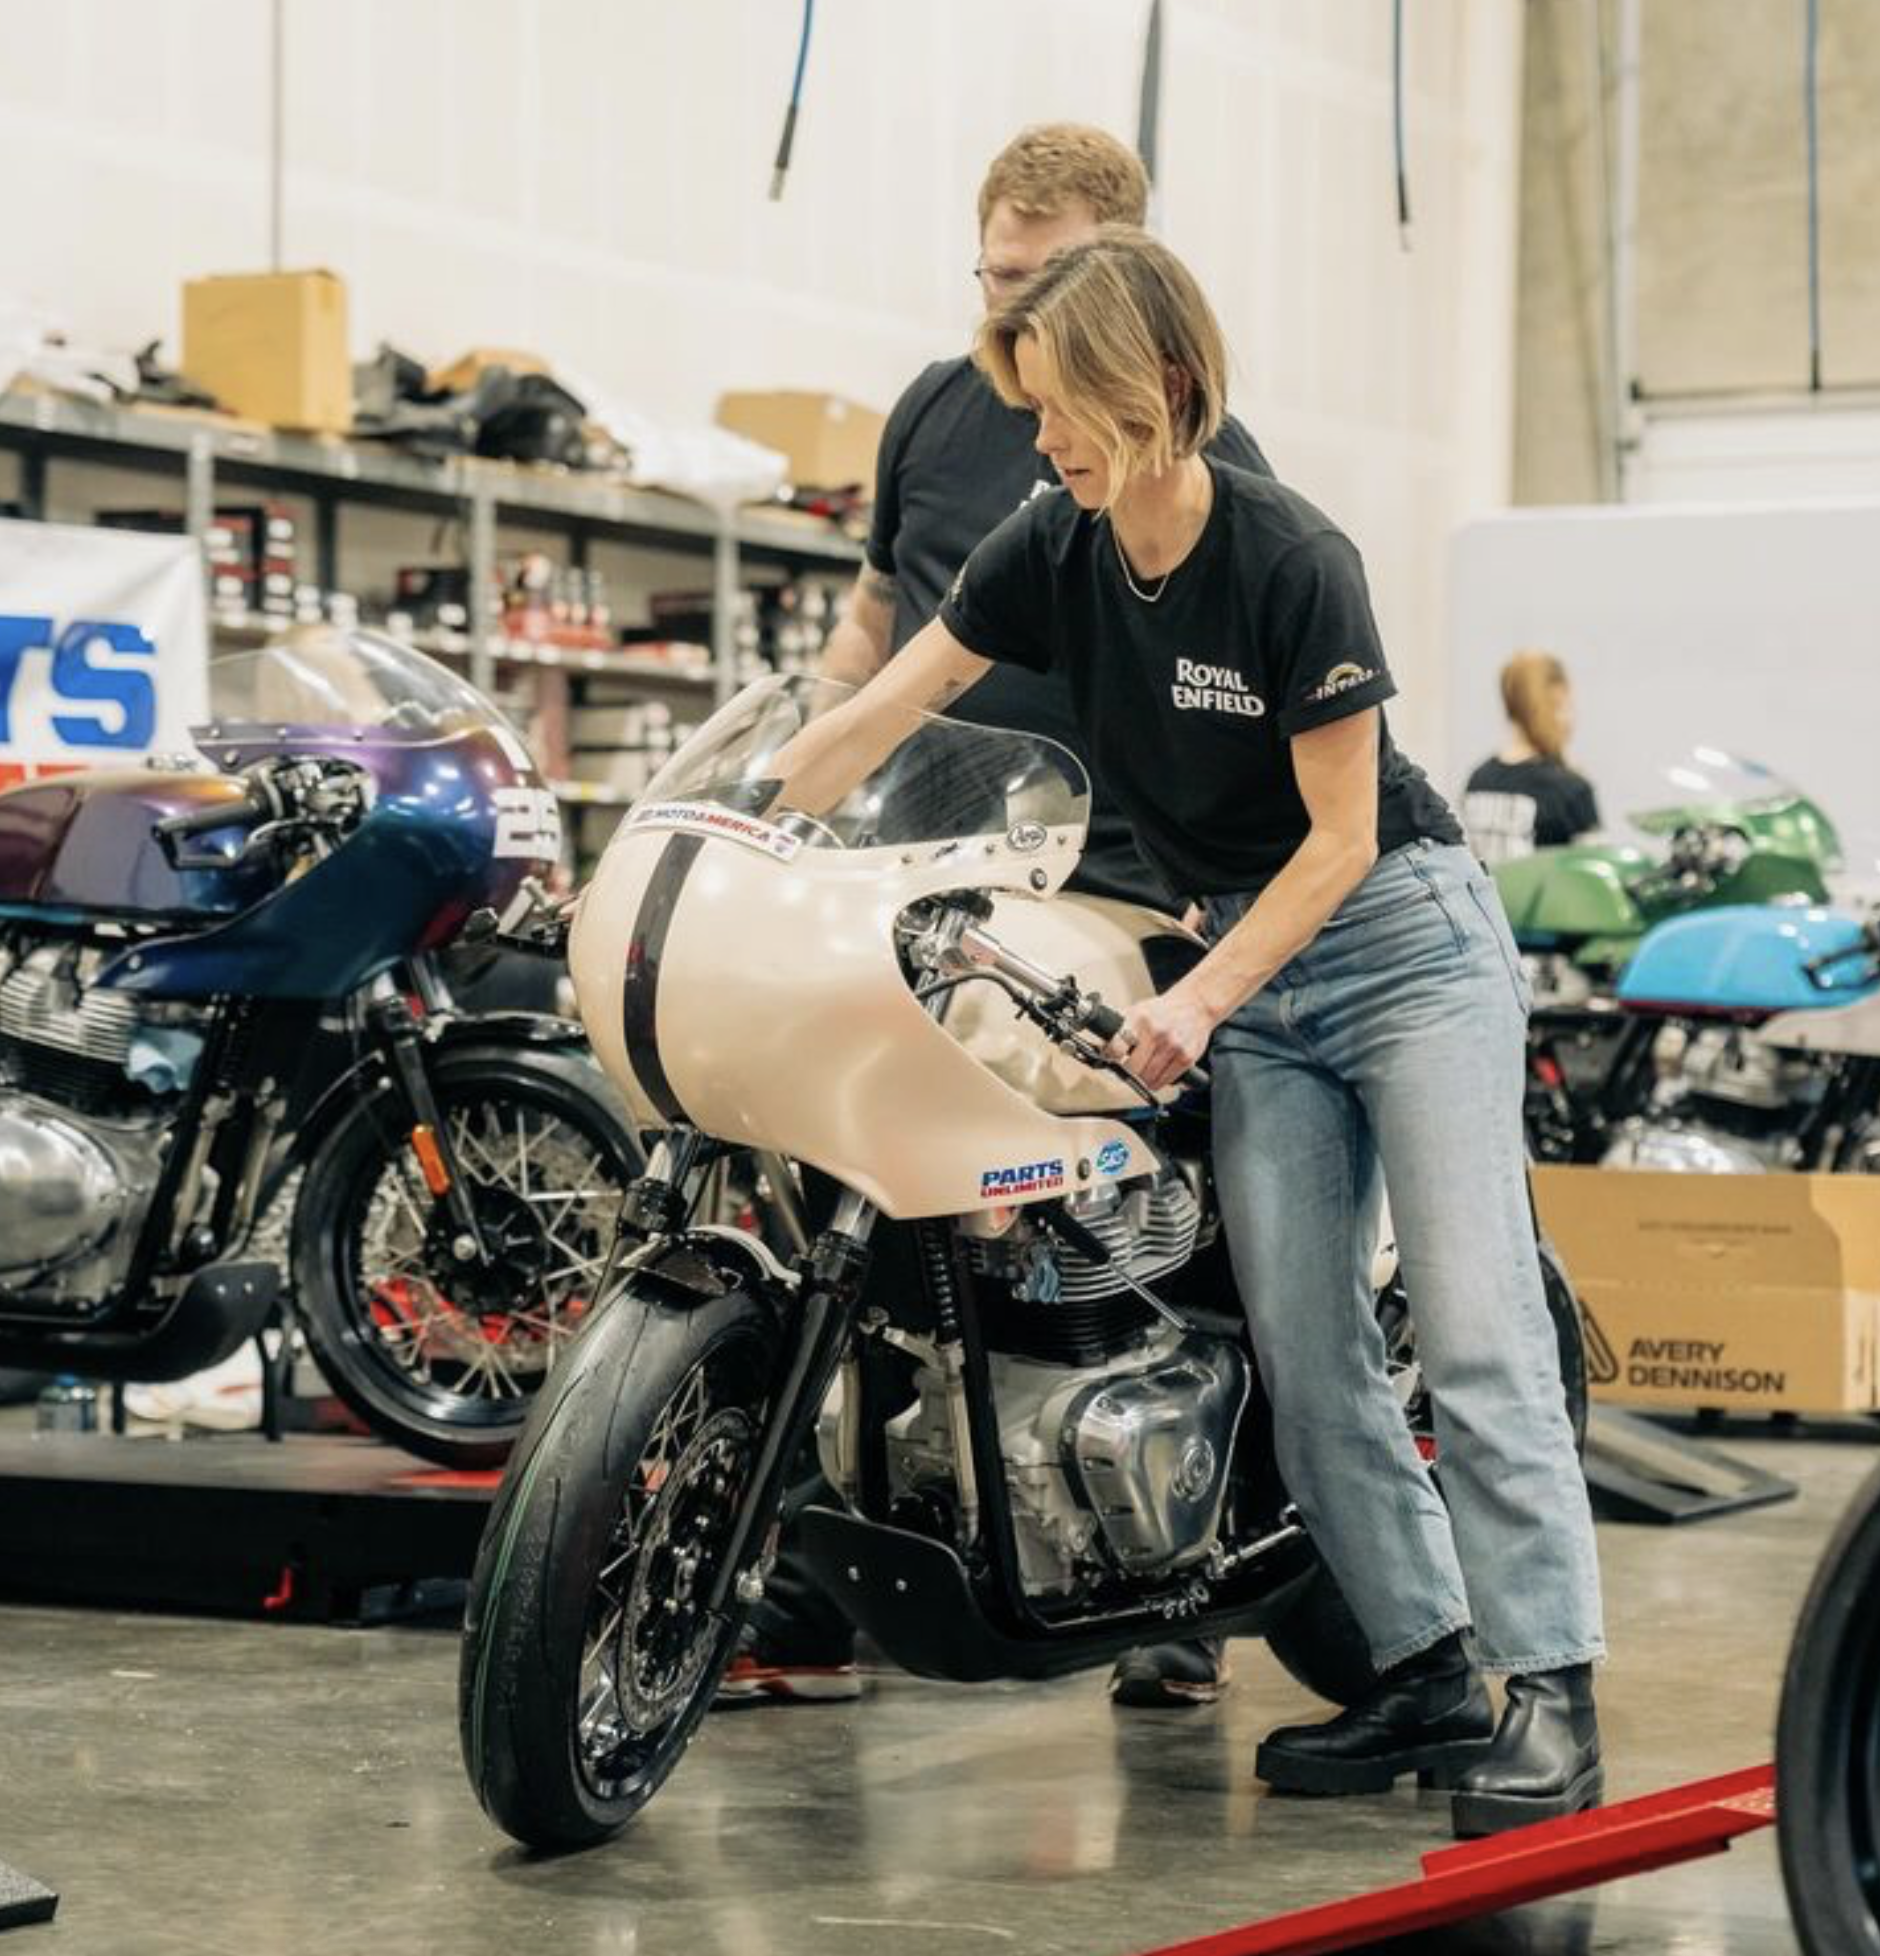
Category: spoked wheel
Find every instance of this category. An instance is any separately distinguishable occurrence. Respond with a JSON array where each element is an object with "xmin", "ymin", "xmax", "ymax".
[
  {"xmin": 294, "ymin": 1044, "xmax": 639, "ymax": 1467},
  {"xmin": 1778, "ymin": 1460, "xmax": 1880, "ymax": 1956},
  {"xmin": 462, "ymin": 1282, "xmax": 781, "ymax": 1849},
  {"xmin": 1265, "ymin": 1240, "xmax": 1589, "ymax": 1705}
]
